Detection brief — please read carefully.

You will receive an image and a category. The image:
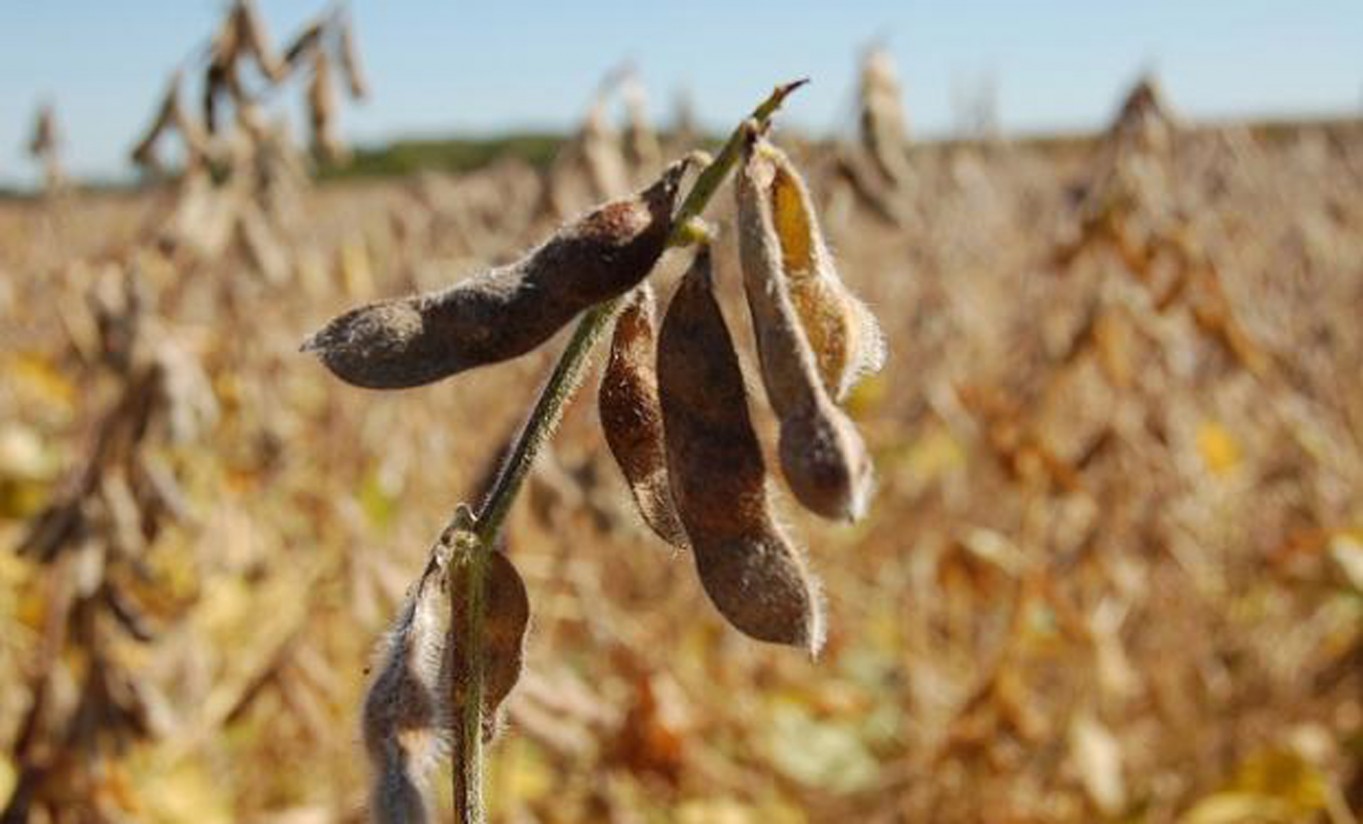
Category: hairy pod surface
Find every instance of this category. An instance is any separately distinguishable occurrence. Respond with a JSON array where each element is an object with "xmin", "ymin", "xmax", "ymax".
[
  {"xmin": 362, "ymin": 555, "xmax": 449, "ymax": 824},
  {"xmin": 740, "ymin": 135, "xmax": 885, "ymax": 401},
  {"xmin": 737, "ymin": 135, "xmax": 876, "ymax": 522},
  {"xmin": 443, "ymin": 550, "xmax": 531, "ymax": 742},
  {"xmin": 658, "ymin": 248, "xmax": 824, "ymax": 653},
  {"xmin": 303, "ymin": 160, "xmax": 690, "ymax": 388},
  {"xmin": 598, "ymin": 285, "xmax": 688, "ymax": 549}
]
